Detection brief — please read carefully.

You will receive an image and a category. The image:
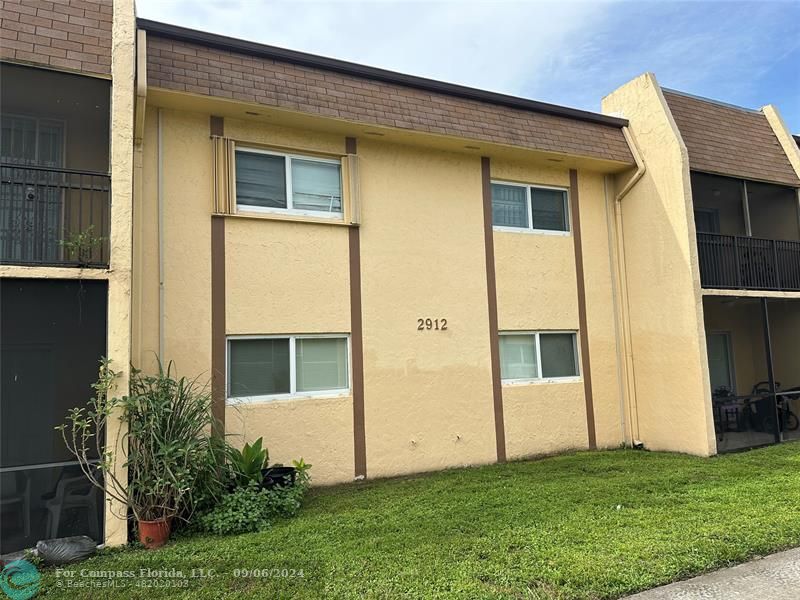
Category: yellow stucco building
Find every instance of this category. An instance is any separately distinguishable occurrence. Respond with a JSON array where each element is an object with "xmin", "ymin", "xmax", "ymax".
[{"xmin": 1, "ymin": 0, "xmax": 799, "ymax": 552}]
